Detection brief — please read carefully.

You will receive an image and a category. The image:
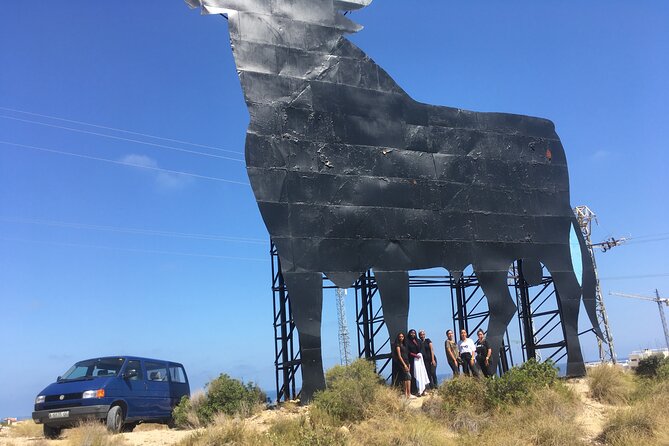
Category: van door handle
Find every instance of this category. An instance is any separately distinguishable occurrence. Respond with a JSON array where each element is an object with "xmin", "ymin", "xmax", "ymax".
[{"xmin": 144, "ymin": 383, "xmax": 148, "ymax": 390}]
